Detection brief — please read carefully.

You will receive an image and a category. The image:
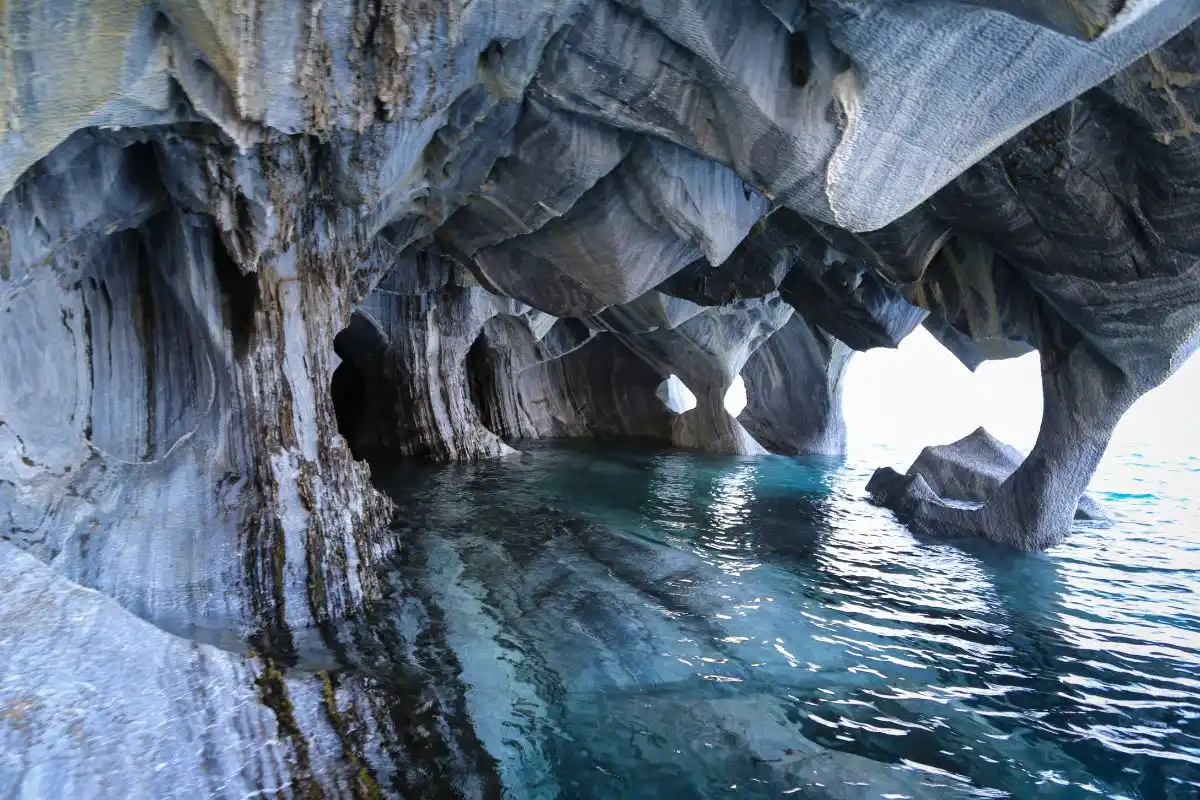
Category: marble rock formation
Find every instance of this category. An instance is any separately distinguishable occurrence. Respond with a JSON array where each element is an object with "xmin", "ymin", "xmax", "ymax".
[
  {"xmin": 739, "ymin": 316, "xmax": 855, "ymax": 457},
  {"xmin": 594, "ymin": 290, "xmax": 796, "ymax": 454},
  {"xmin": 854, "ymin": 22, "xmax": 1200, "ymax": 550},
  {"xmin": 2, "ymin": 0, "xmax": 1200, "ymax": 795},
  {"xmin": 337, "ymin": 249, "xmax": 527, "ymax": 463},
  {"xmin": 868, "ymin": 428, "xmax": 1109, "ymax": 527},
  {"xmin": 469, "ymin": 314, "xmax": 677, "ymax": 445},
  {"xmin": 0, "ymin": 126, "xmax": 393, "ymax": 662}
]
